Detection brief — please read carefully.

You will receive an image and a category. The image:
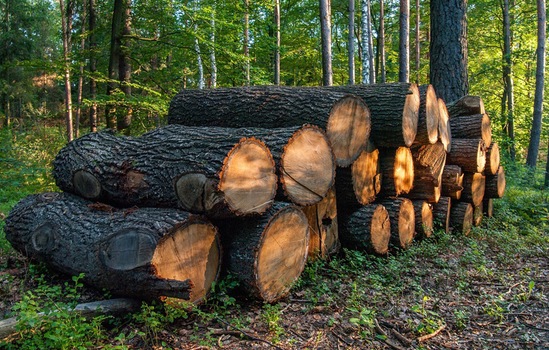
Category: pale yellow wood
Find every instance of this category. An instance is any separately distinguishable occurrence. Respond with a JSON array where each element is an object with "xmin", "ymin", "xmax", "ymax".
[
  {"xmin": 398, "ymin": 199, "xmax": 416, "ymax": 249},
  {"xmin": 352, "ymin": 145, "xmax": 380, "ymax": 205},
  {"xmin": 393, "ymin": 147, "xmax": 415, "ymax": 195},
  {"xmin": 403, "ymin": 84, "xmax": 421, "ymax": 147},
  {"xmin": 370, "ymin": 205, "xmax": 391, "ymax": 255}
]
